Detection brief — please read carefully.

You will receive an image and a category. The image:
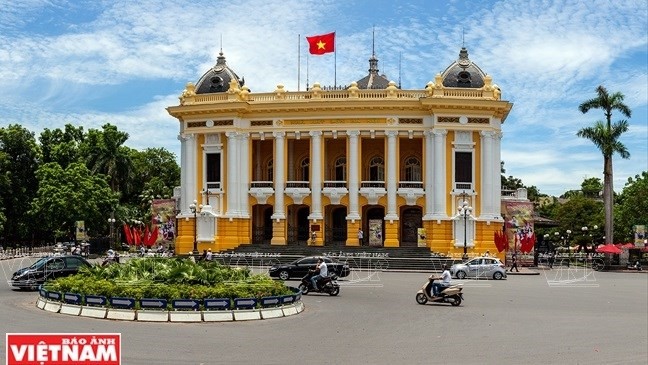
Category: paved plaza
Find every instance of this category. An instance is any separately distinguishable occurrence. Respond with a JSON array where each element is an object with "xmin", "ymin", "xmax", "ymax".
[{"xmin": 0, "ymin": 257, "xmax": 646, "ymax": 365}]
